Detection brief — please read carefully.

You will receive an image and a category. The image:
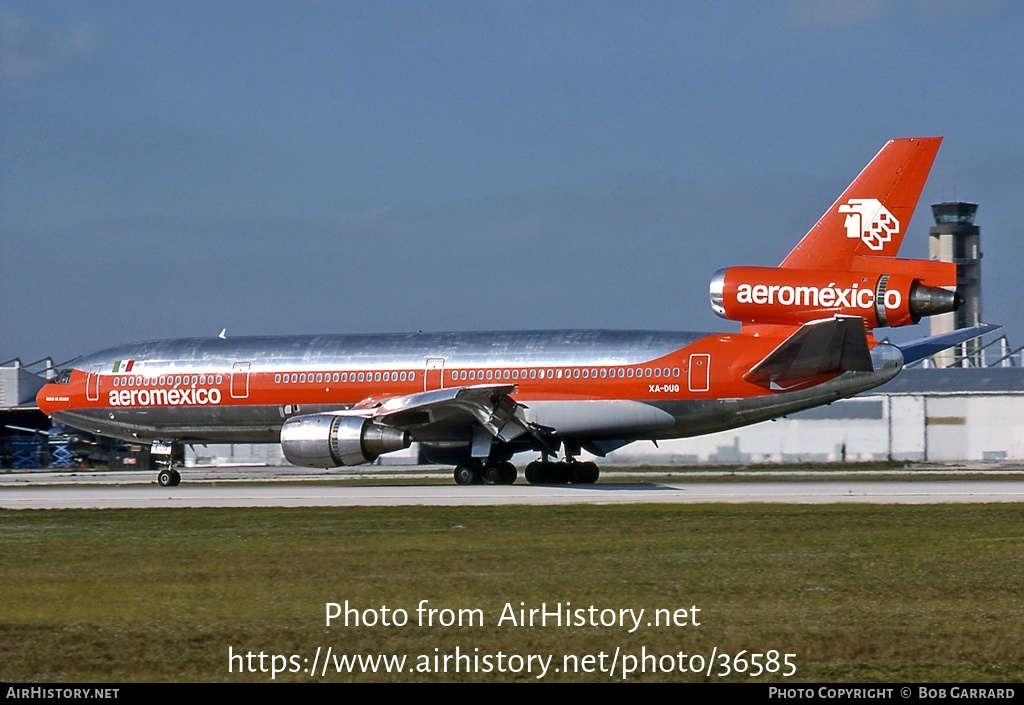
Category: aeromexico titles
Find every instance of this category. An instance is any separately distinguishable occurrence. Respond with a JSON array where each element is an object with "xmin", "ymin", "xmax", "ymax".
[{"xmin": 37, "ymin": 137, "xmax": 992, "ymax": 487}]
